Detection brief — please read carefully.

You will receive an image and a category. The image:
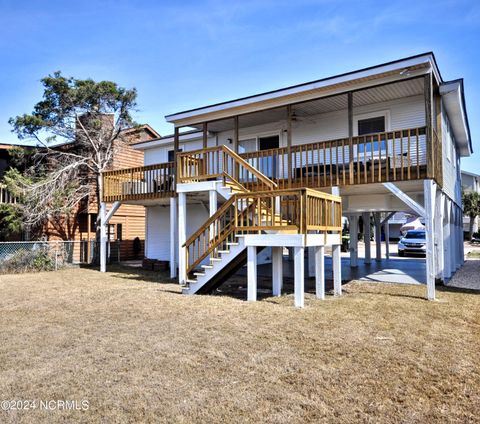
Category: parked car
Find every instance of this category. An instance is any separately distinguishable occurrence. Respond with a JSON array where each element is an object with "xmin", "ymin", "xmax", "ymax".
[{"xmin": 398, "ymin": 230, "xmax": 426, "ymax": 257}]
